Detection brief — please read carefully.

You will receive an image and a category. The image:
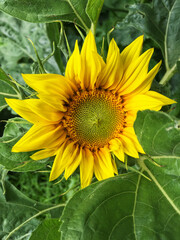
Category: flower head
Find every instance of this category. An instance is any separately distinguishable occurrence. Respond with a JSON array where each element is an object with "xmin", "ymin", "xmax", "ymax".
[{"xmin": 6, "ymin": 32, "xmax": 175, "ymax": 188}]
